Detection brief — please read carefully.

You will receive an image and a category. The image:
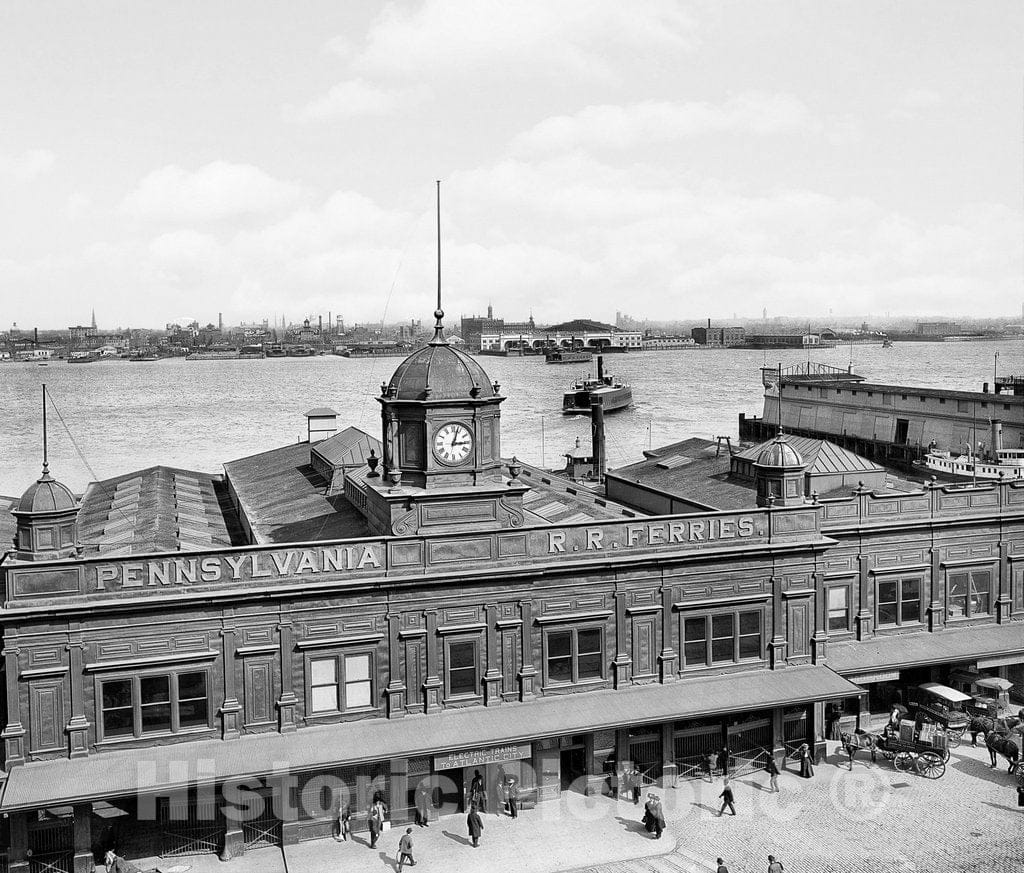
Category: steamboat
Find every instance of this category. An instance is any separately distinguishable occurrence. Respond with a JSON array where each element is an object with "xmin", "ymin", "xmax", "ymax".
[{"xmin": 562, "ymin": 355, "xmax": 632, "ymax": 414}]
